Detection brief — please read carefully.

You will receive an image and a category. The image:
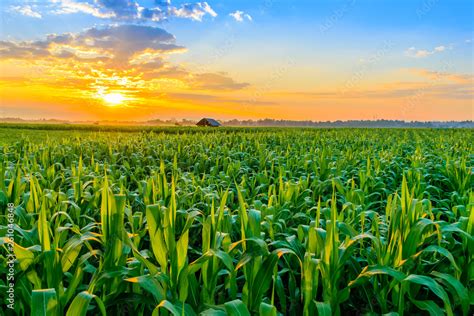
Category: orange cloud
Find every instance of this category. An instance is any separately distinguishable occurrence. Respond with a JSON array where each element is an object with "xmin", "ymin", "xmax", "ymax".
[{"xmin": 0, "ymin": 24, "xmax": 250, "ymax": 120}]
